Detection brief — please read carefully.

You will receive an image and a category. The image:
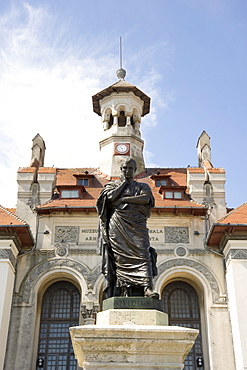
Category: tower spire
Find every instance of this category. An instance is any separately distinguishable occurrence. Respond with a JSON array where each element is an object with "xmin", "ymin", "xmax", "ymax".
[
  {"xmin": 120, "ymin": 36, "xmax": 123, "ymax": 69},
  {"xmin": 116, "ymin": 37, "xmax": 126, "ymax": 80}
]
